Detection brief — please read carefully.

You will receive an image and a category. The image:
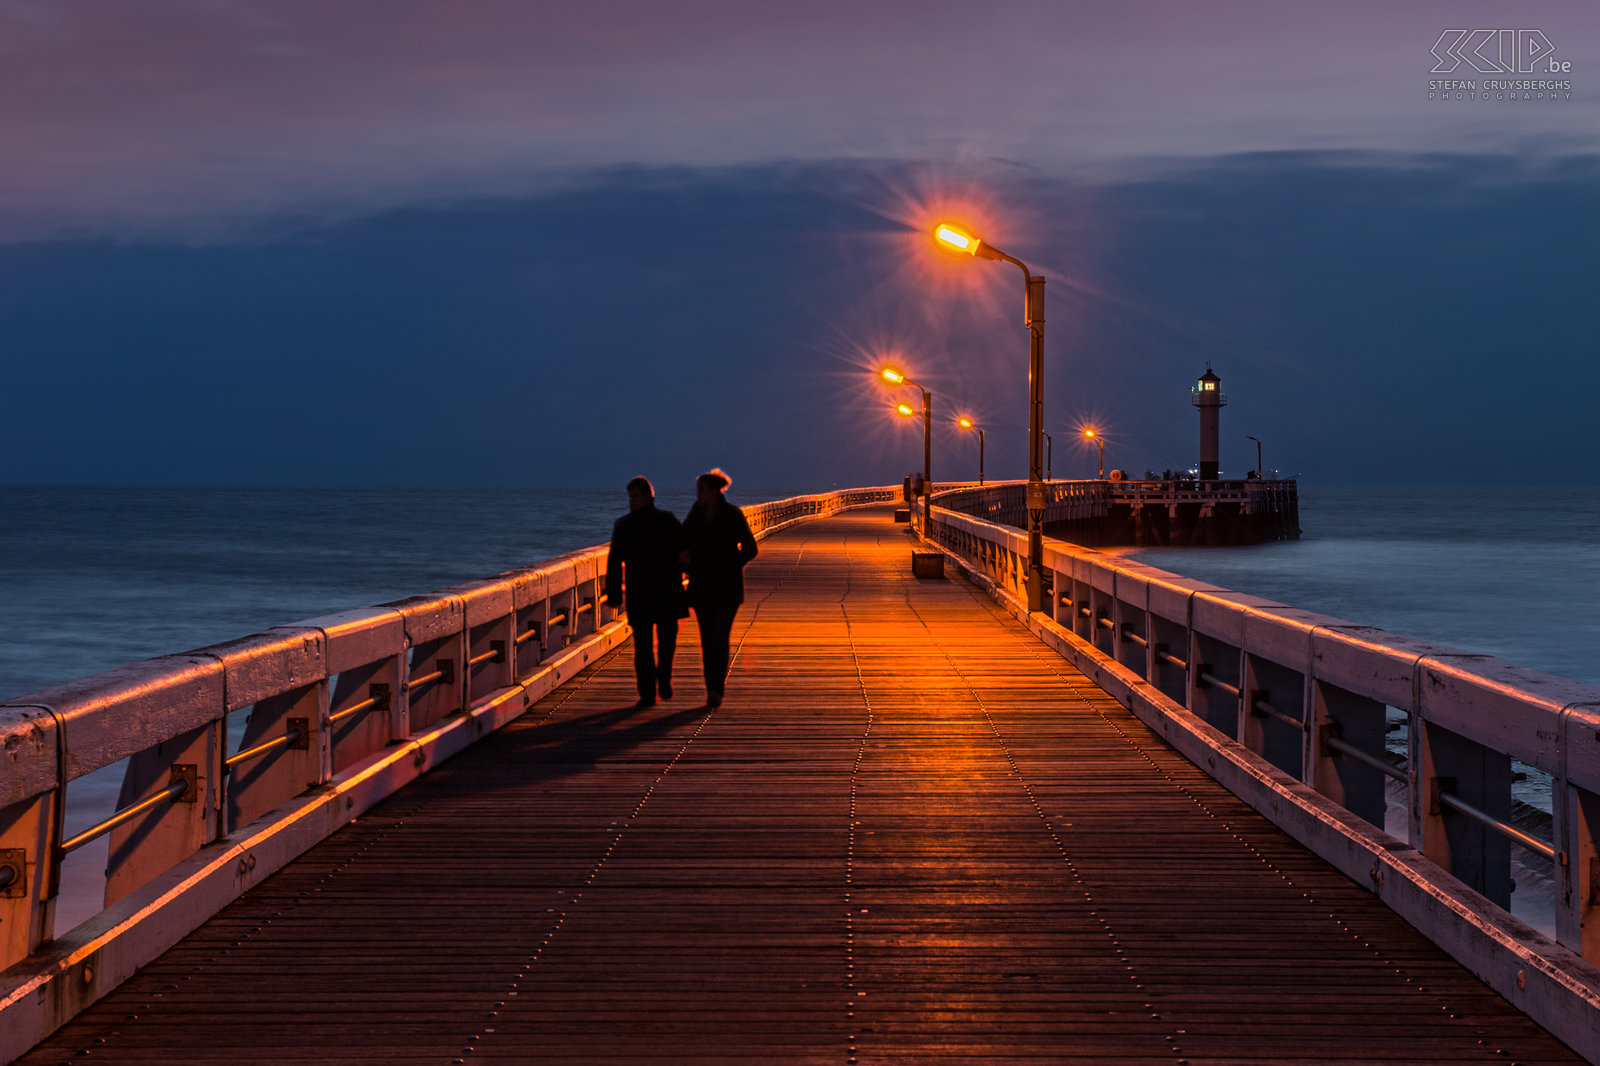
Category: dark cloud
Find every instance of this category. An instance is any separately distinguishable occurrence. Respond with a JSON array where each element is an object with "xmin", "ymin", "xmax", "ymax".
[{"xmin": 3, "ymin": 152, "xmax": 1595, "ymax": 488}]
